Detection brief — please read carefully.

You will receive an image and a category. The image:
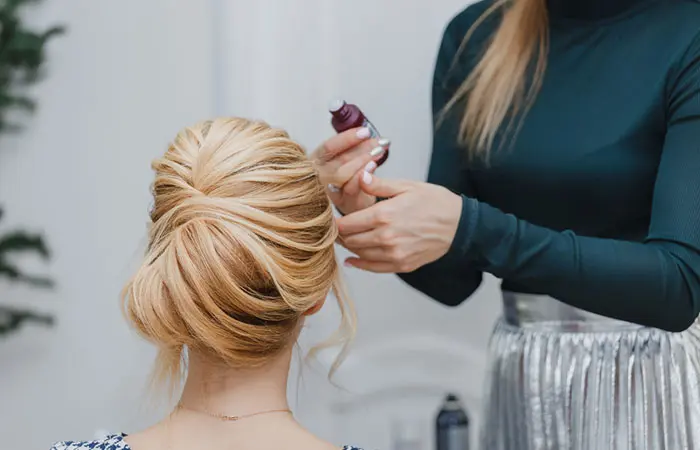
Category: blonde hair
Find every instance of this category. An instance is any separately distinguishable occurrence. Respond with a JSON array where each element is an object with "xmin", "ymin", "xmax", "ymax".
[
  {"xmin": 122, "ymin": 118, "xmax": 355, "ymax": 389},
  {"xmin": 443, "ymin": 0, "xmax": 549, "ymax": 159}
]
